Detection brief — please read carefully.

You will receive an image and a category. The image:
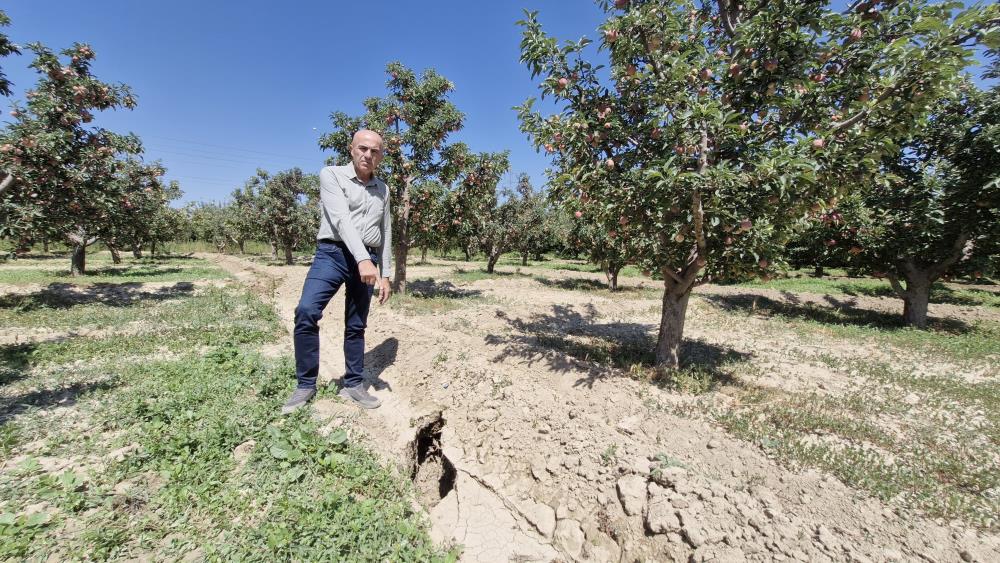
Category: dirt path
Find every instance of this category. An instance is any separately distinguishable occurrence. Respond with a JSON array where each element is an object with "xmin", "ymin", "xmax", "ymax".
[{"xmin": 206, "ymin": 254, "xmax": 998, "ymax": 563}]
